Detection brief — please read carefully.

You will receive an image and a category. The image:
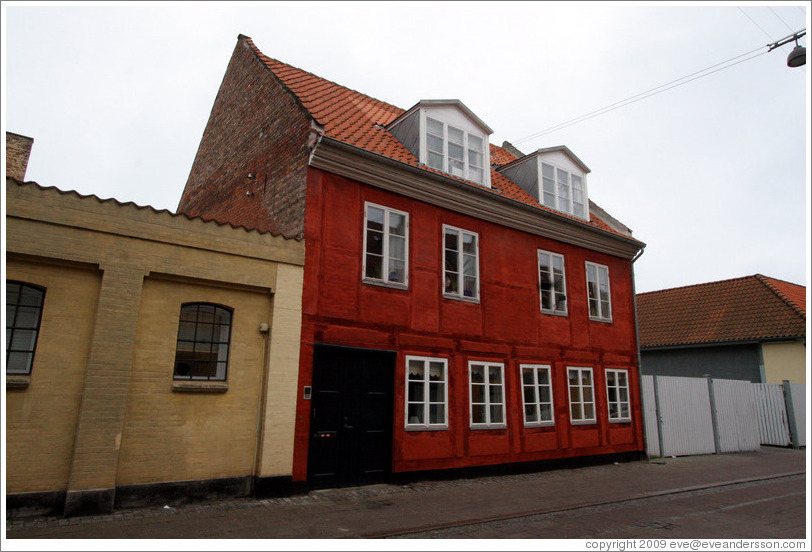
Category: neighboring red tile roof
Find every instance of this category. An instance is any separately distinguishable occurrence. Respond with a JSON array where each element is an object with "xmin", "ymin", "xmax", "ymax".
[
  {"xmin": 242, "ymin": 35, "xmax": 637, "ymax": 241},
  {"xmin": 637, "ymin": 275, "xmax": 806, "ymax": 348}
]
